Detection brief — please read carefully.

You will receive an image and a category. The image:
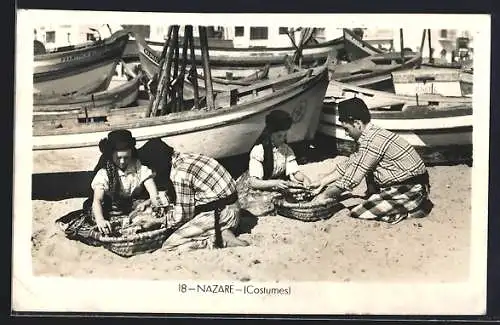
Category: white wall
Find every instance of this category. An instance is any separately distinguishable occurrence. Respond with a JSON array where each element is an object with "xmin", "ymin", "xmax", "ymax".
[{"xmin": 34, "ymin": 24, "xmax": 116, "ymax": 49}]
